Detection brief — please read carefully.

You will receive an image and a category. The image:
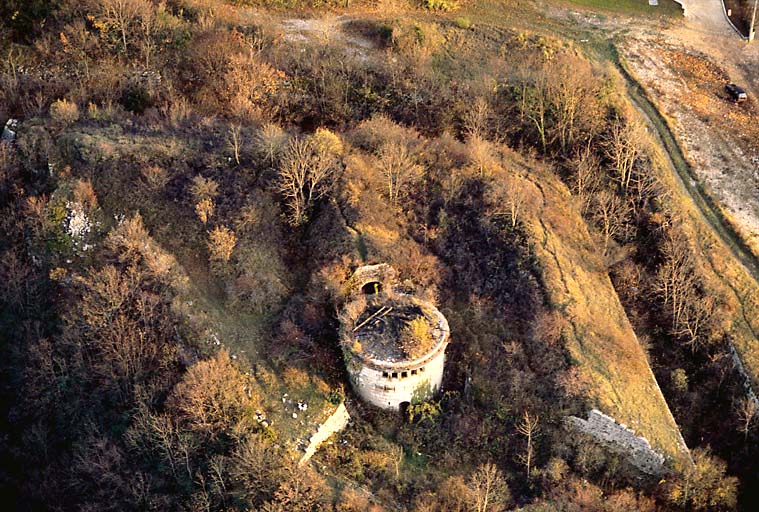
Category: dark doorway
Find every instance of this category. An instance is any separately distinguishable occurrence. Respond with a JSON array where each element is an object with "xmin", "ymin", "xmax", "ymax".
[
  {"xmin": 399, "ymin": 401, "xmax": 411, "ymax": 416},
  {"xmin": 361, "ymin": 281, "xmax": 382, "ymax": 294}
]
